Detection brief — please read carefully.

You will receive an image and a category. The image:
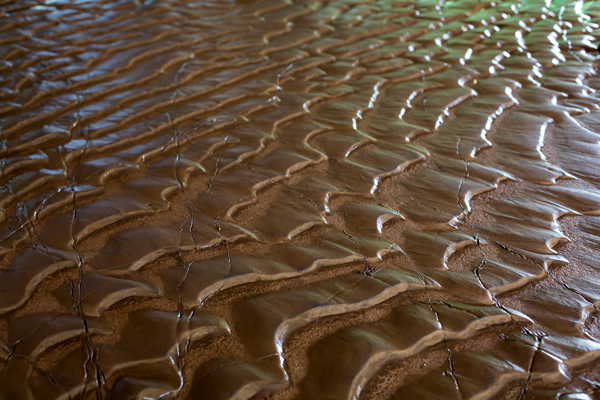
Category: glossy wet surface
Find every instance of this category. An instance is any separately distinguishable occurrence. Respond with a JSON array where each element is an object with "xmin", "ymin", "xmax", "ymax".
[{"xmin": 1, "ymin": 0, "xmax": 600, "ymax": 398}]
